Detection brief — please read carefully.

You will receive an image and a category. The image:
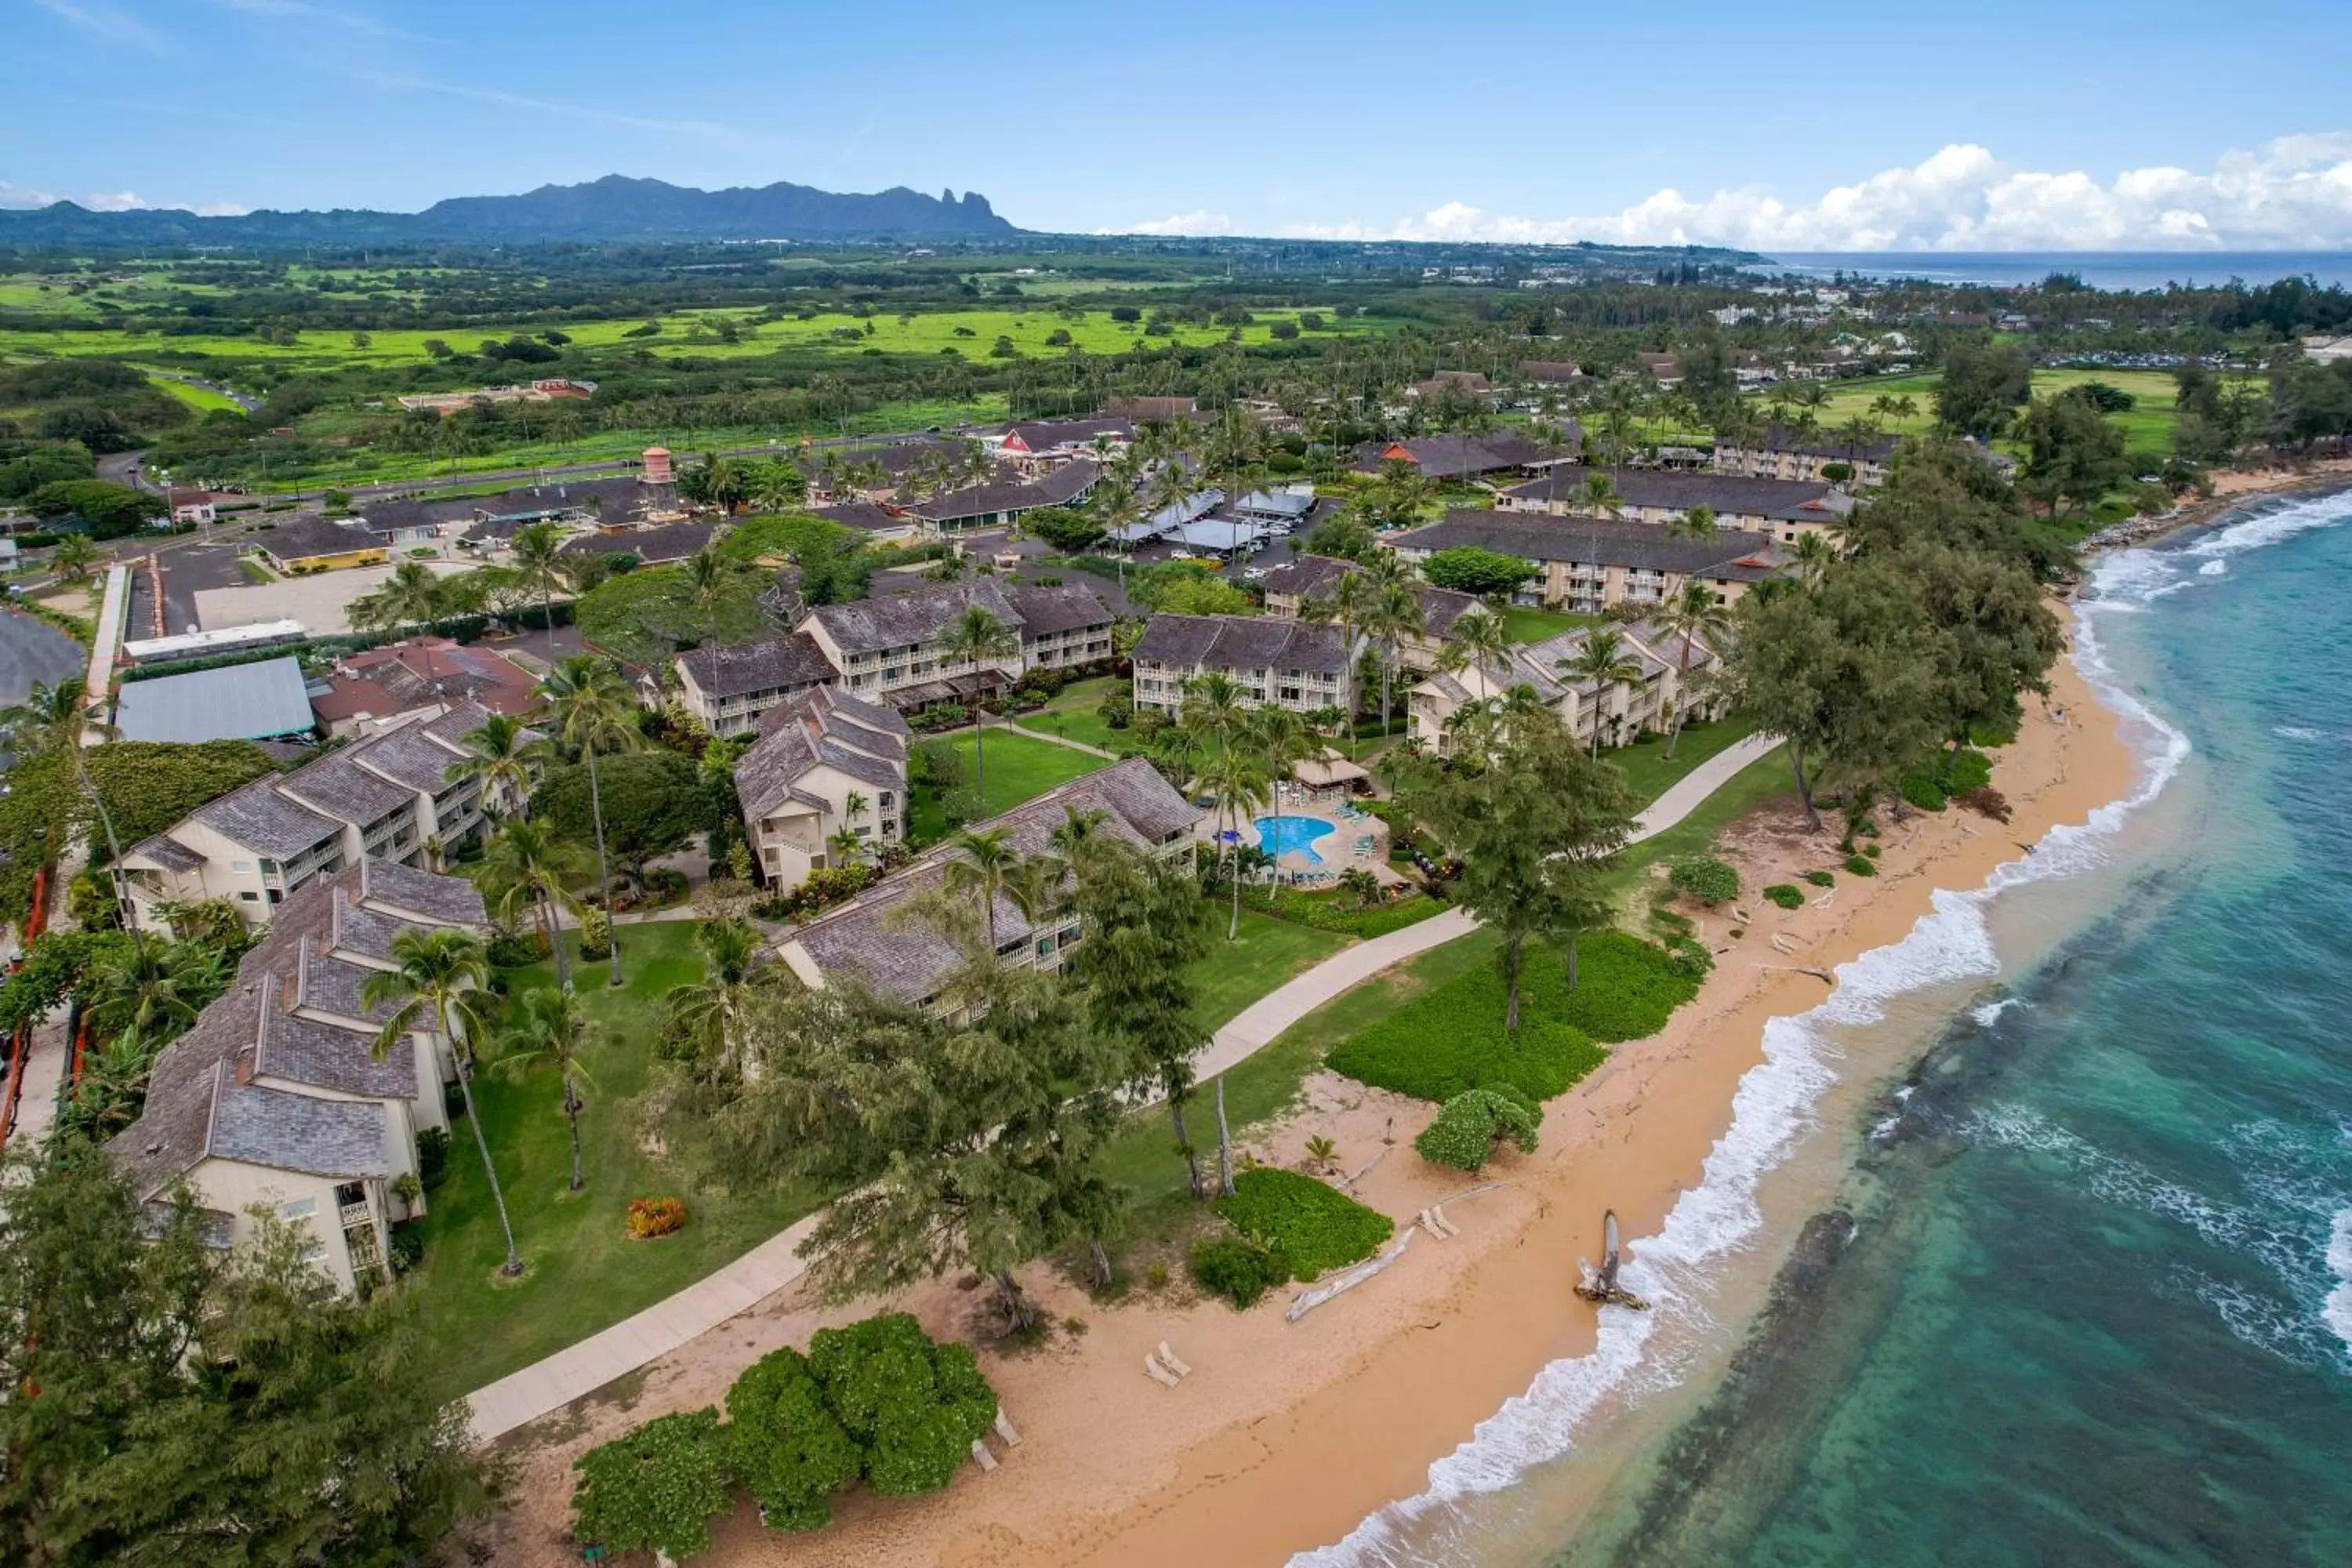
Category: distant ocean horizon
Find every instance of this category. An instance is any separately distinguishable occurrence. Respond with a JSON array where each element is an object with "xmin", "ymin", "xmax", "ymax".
[{"xmin": 1754, "ymin": 250, "xmax": 2352, "ymax": 291}]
